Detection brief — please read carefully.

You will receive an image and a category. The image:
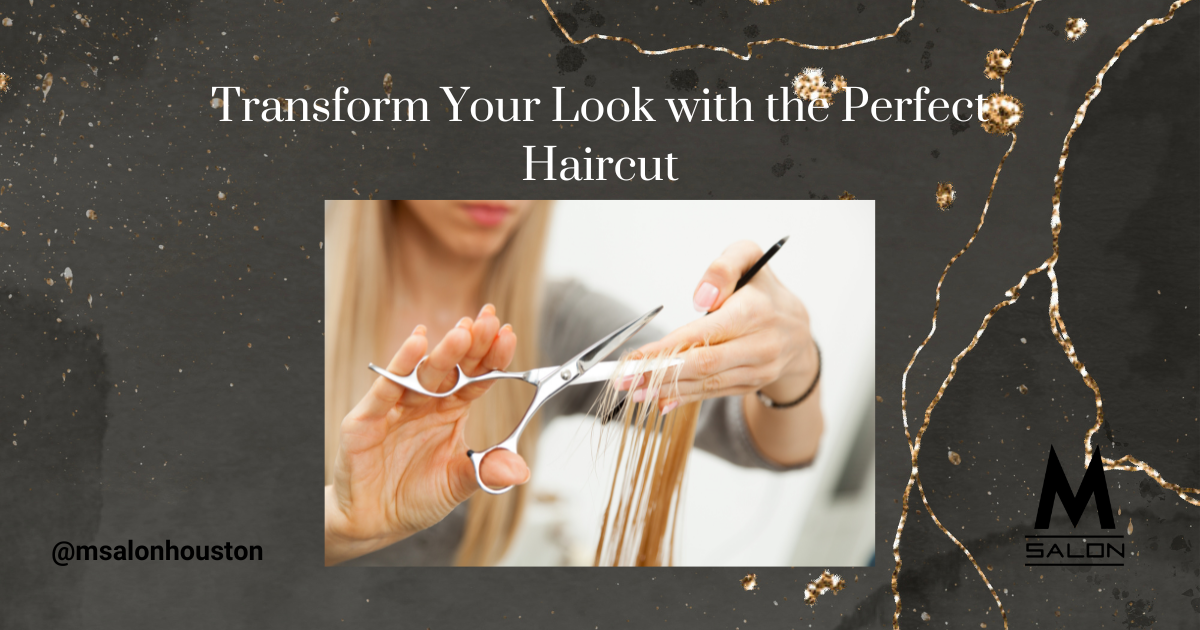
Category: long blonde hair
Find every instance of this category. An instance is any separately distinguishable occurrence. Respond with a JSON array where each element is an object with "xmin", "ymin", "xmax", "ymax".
[
  {"xmin": 593, "ymin": 346, "xmax": 702, "ymax": 566},
  {"xmin": 324, "ymin": 200, "xmax": 552, "ymax": 565}
]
